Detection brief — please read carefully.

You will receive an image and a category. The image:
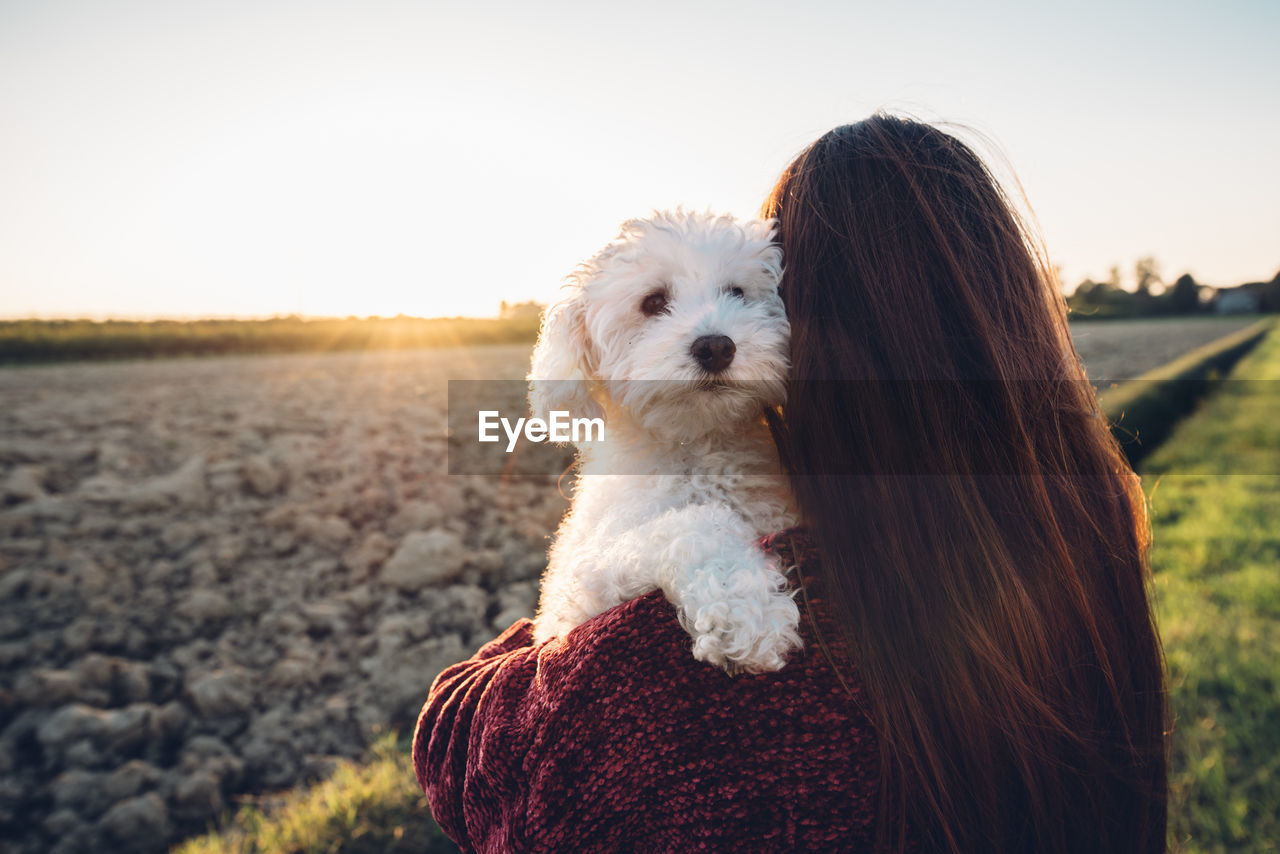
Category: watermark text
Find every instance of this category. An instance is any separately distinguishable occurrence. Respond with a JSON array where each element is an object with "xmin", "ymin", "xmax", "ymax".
[{"xmin": 478, "ymin": 410, "xmax": 605, "ymax": 452}]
